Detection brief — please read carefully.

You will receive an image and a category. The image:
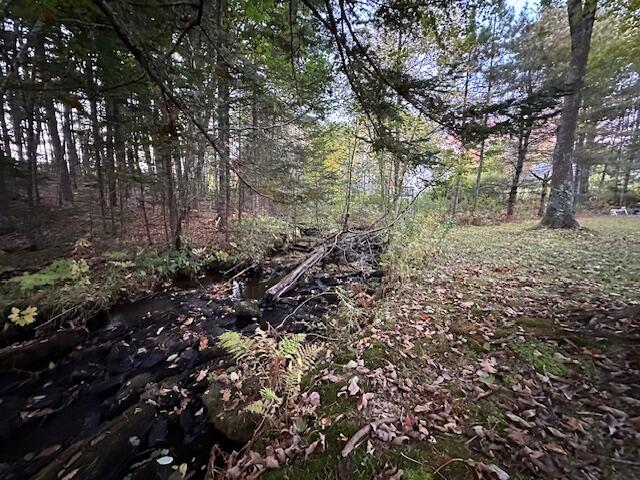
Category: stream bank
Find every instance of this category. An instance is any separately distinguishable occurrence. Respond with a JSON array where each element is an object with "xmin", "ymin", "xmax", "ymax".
[{"xmin": 0, "ymin": 239, "xmax": 383, "ymax": 480}]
